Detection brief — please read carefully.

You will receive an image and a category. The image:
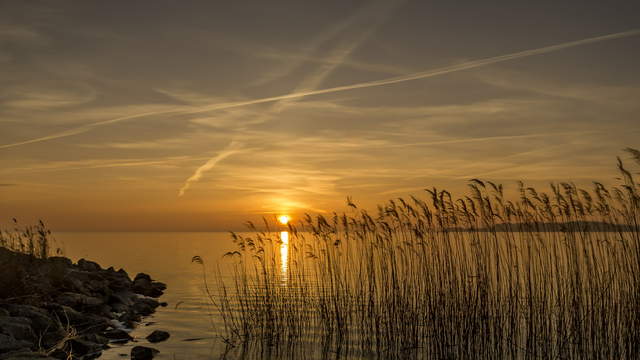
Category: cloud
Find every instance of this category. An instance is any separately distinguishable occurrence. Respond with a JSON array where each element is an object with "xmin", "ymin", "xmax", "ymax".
[
  {"xmin": 4, "ymin": 26, "xmax": 636, "ymax": 150},
  {"xmin": 178, "ymin": 141, "xmax": 243, "ymax": 197},
  {"xmin": 1, "ymin": 86, "xmax": 97, "ymax": 109},
  {"xmin": 0, "ymin": 156, "xmax": 208, "ymax": 174}
]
